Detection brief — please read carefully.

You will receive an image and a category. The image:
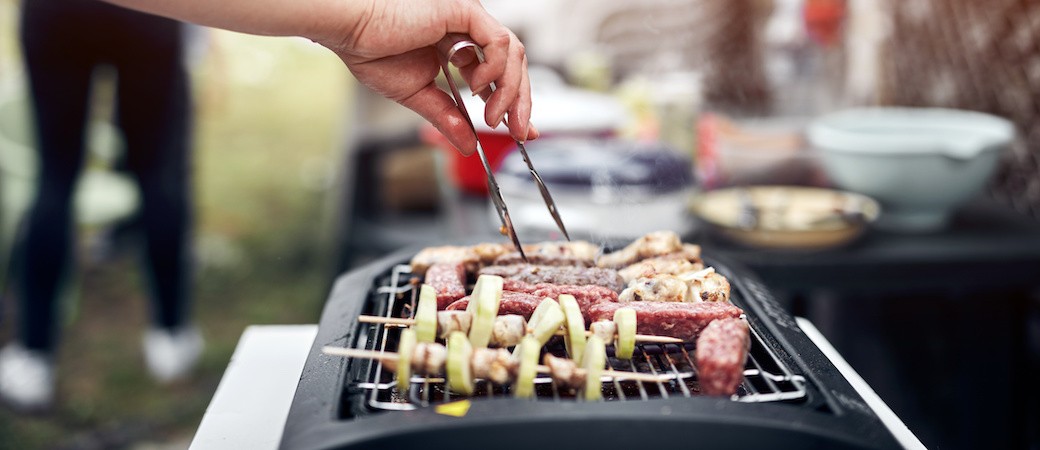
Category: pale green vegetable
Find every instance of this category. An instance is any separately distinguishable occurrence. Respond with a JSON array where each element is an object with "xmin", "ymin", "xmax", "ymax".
[
  {"xmin": 414, "ymin": 285, "xmax": 438, "ymax": 343},
  {"xmin": 559, "ymin": 294, "xmax": 586, "ymax": 363},
  {"xmin": 583, "ymin": 335, "xmax": 606, "ymax": 401},
  {"xmin": 613, "ymin": 308, "xmax": 637, "ymax": 360},
  {"xmin": 526, "ymin": 297, "xmax": 555, "ymax": 331},
  {"xmin": 528, "ymin": 298, "xmax": 565, "ymax": 346},
  {"xmin": 468, "ymin": 275, "xmax": 503, "ymax": 348},
  {"xmin": 396, "ymin": 329, "xmax": 417, "ymax": 392},
  {"xmin": 513, "ymin": 335, "xmax": 540, "ymax": 399},
  {"xmin": 446, "ymin": 331, "xmax": 474, "ymax": 395}
]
